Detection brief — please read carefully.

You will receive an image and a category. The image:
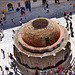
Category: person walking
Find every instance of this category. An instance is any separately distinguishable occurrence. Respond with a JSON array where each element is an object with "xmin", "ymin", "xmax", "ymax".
[
  {"xmin": 11, "ymin": 17, "xmax": 15, "ymax": 24},
  {"xmin": 1, "ymin": 17, "xmax": 3, "ymax": 29},
  {"xmin": 25, "ymin": 68, "xmax": 28, "ymax": 72},
  {"xmin": 46, "ymin": 3, "xmax": 48, "ymax": 8},
  {"xmin": 35, "ymin": 67, "xmax": 38, "ymax": 75},
  {"xmin": 3, "ymin": 50, "xmax": 5, "ymax": 59},
  {"xmin": 64, "ymin": 11, "xmax": 66, "ymax": 18},
  {"xmin": 19, "ymin": 20, "xmax": 22, "ymax": 25},
  {"xmin": 71, "ymin": 29, "xmax": 74, "ymax": 37},
  {"xmin": 11, "ymin": 16, "xmax": 13, "ymax": 22},
  {"xmin": 57, "ymin": 0, "xmax": 60, "ymax": 4},
  {"xmin": 12, "ymin": 29, "xmax": 15, "ymax": 34},
  {"xmin": 0, "ymin": 66, "xmax": 3, "ymax": 71},
  {"xmin": 20, "ymin": 16, "xmax": 22, "ymax": 21},
  {"xmin": 69, "ymin": 12, "xmax": 72, "ymax": 19},
  {"xmin": 47, "ymin": 8, "xmax": 49, "ymax": 13},
  {"xmin": 40, "ymin": 71, "xmax": 43, "ymax": 75},
  {"xmin": 2, "ymin": 71, "xmax": 4, "ymax": 75},
  {"xmin": 0, "ymin": 66, "xmax": 4, "ymax": 75},
  {"xmin": 23, "ymin": 11, "xmax": 26, "ymax": 19},
  {"xmin": 13, "ymin": 18, "xmax": 15, "ymax": 24},
  {"xmin": 9, "ymin": 53, "xmax": 13, "ymax": 60},
  {"xmin": 5, "ymin": 66, "xmax": 9, "ymax": 75},
  {"xmin": 9, "ymin": 71, "xmax": 13, "ymax": 75},
  {"xmin": 29, "ymin": 5, "xmax": 31, "ymax": 12},
  {"xmin": 3, "ymin": 17, "xmax": 6, "ymax": 23},
  {"xmin": 70, "ymin": 21, "xmax": 72, "ymax": 29},
  {"xmin": 0, "ymin": 19, "xmax": 2, "ymax": 28},
  {"xmin": 44, "ymin": 71, "xmax": 48, "ymax": 75},
  {"xmin": 66, "ymin": 22, "xmax": 69, "ymax": 29},
  {"xmin": 1, "ymin": 49, "xmax": 5, "ymax": 59}
]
